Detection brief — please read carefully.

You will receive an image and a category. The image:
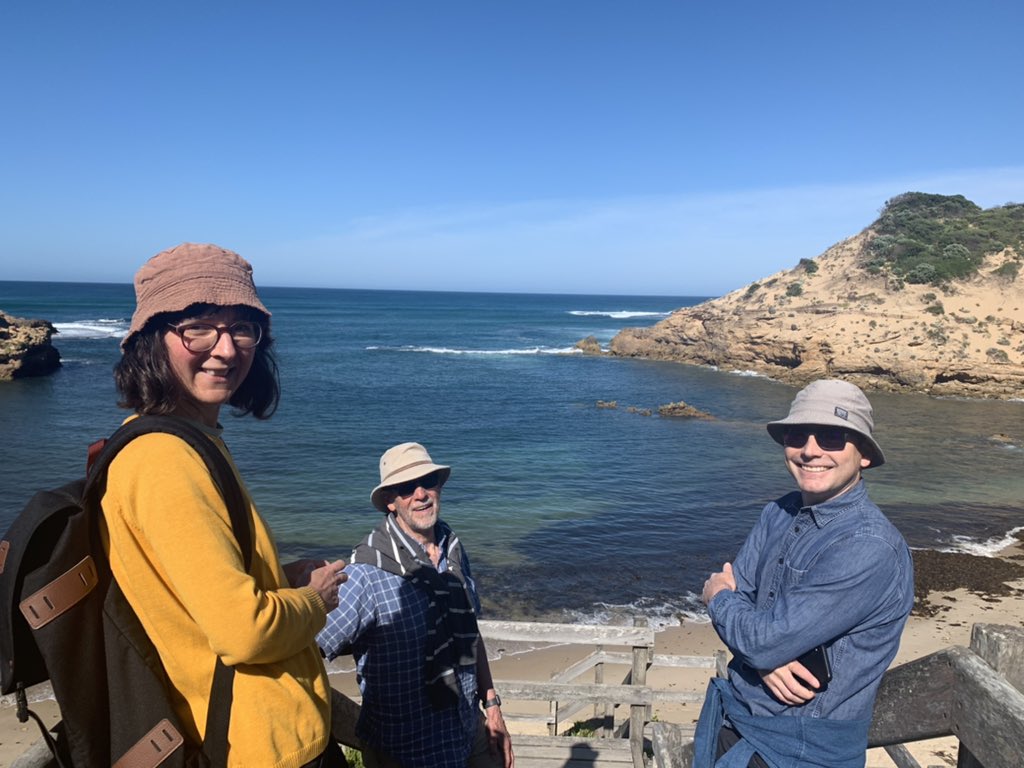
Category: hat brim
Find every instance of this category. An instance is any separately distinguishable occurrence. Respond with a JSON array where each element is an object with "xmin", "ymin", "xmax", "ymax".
[
  {"xmin": 370, "ymin": 465, "xmax": 451, "ymax": 512},
  {"xmin": 767, "ymin": 418, "xmax": 885, "ymax": 468}
]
